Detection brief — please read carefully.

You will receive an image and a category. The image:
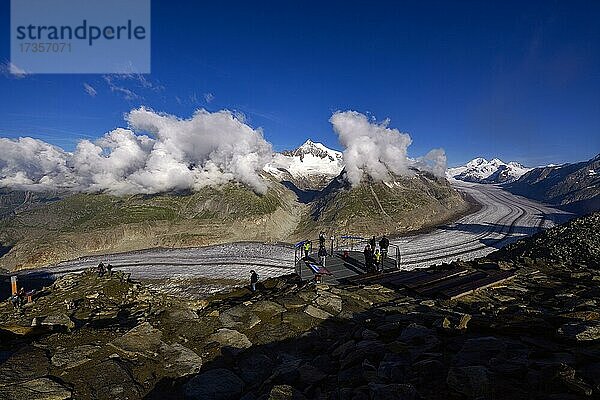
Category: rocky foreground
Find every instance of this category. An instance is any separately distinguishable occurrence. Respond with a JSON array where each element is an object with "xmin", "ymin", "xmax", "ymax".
[{"xmin": 1, "ymin": 213, "xmax": 600, "ymax": 400}]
